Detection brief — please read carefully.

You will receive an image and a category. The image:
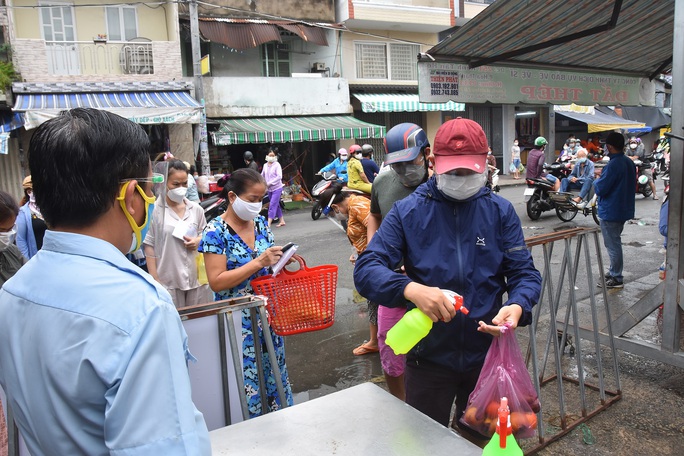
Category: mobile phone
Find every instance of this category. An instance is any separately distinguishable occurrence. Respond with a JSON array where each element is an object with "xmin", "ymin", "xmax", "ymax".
[{"xmin": 281, "ymin": 242, "xmax": 295, "ymax": 253}]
